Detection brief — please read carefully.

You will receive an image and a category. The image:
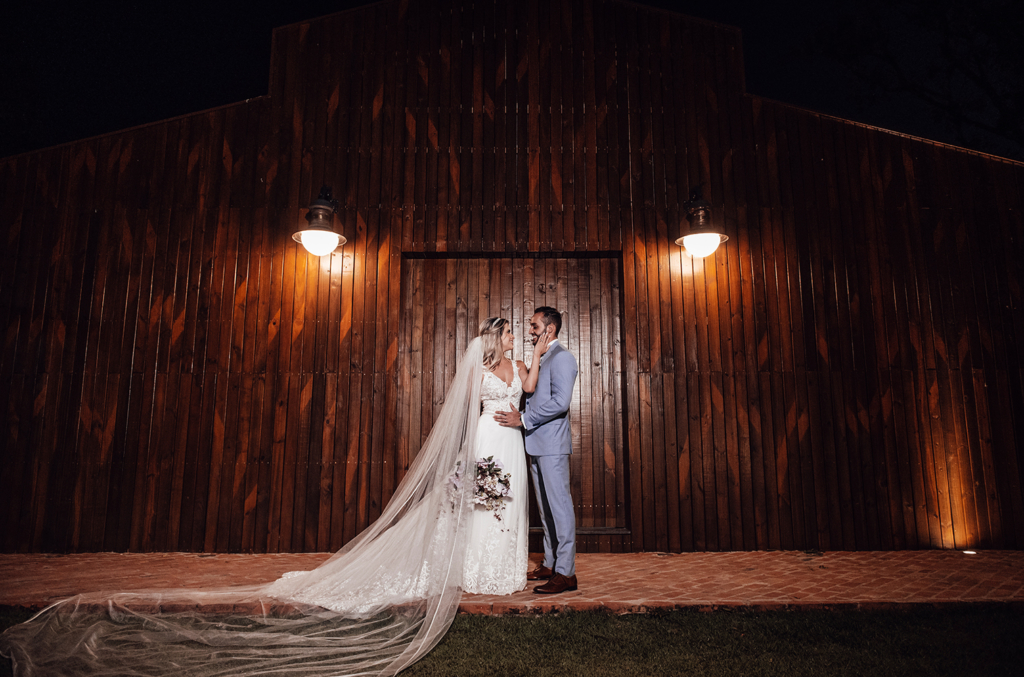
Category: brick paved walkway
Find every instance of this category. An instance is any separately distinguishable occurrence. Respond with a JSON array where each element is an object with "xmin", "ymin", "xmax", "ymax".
[{"xmin": 1, "ymin": 550, "xmax": 1021, "ymax": 613}]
